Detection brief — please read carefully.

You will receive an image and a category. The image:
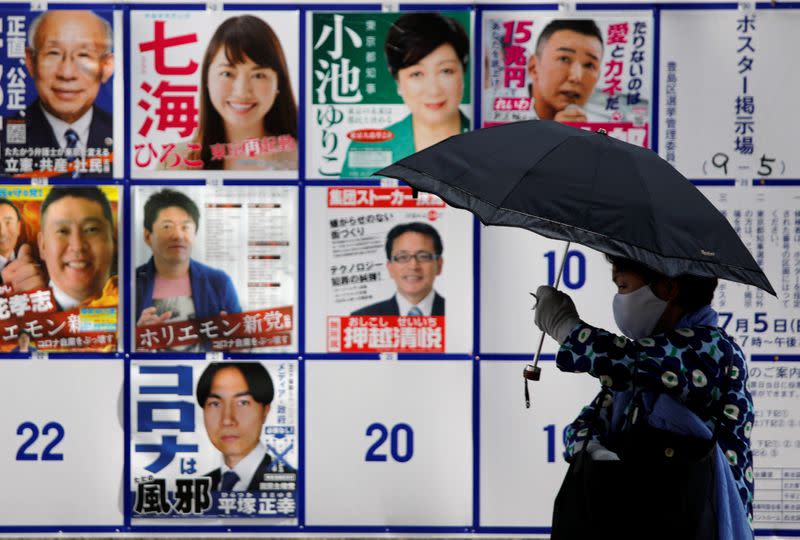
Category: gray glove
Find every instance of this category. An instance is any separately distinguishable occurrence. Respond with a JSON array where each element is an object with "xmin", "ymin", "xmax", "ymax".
[{"xmin": 533, "ymin": 285, "xmax": 581, "ymax": 344}]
